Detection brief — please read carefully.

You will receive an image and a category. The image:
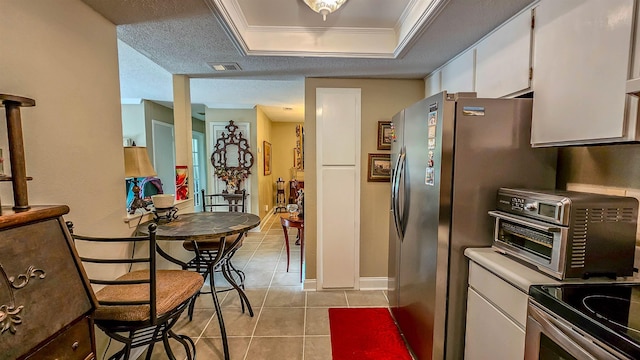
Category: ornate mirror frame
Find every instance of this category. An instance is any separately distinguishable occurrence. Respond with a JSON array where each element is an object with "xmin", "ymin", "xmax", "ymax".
[{"xmin": 210, "ymin": 120, "xmax": 255, "ymax": 187}]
